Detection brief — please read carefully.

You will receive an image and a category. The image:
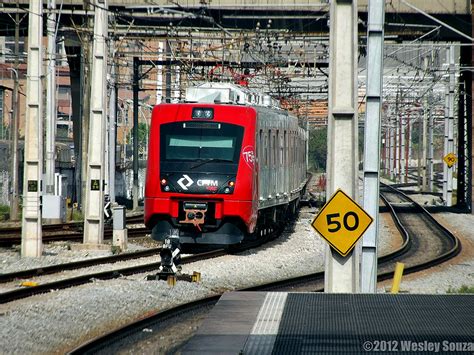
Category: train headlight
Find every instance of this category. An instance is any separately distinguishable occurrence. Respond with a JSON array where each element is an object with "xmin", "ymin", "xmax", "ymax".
[
  {"xmin": 161, "ymin": 178, "xmax": 167, "ymax": 185},
  {"xmin": 164, "ymin": 186, "xmax": 170, "ymax": 192},
  {"xmin": 224, "ymin": 187, "xmax": 231, "ymax": 193},
  {"xmin": 228, "ymin": 181, "xmax": 235, "ymax": 187},
  {"xmin": 192, "ymin": 107, "xmax": 214, "ymax": 120}
]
